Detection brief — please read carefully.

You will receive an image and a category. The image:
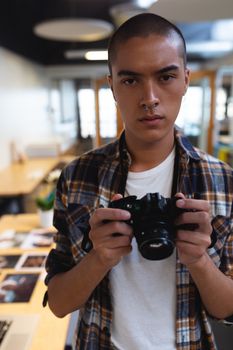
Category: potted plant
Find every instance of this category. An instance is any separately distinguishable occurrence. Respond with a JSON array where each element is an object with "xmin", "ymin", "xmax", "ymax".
[
  {"xmin": 35, "ymin": 169, "xmax": 60, "ymax": 227},
  {"xmin": 36, "ymin": 190, "xmax": 55, "ymax": 212},
  {"xmin": 36, "ymin": 190, "xmax": 55, "ymax": 228}
]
